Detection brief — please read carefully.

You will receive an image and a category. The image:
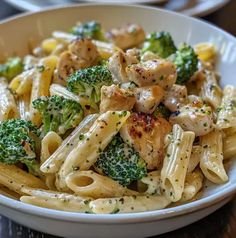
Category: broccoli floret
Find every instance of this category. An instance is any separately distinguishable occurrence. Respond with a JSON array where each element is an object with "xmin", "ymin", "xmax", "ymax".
[
  {"xmin": 173, "ymin": 43, "xmax": 199, "ymax": 85},
  {"xmin": 153, "ymin": 103, "xmax": 171, "ymax": 119},
  {"xmin": 0, "ymin": 119, "xmax": 41, "ymax": 176},
  {"xmin": 67, "ymin": 65, "xmax": 113, "ymax": 104},
  {"xmin": 33, "ymin": 95, "xmax": 84, "ymax": 136},
  {"xmin": 0, "ymin": 57, "xmax": 23, "ymax": 81},
  {"xmin": 142, "ymin": 31, "xmax": 177, "ymax": 58},
  {"xmin": 71, "ymin": 21, "xmax": 105, "ymax": 41},
  {"xmin": 96, "ymin": 135, "xmax": 147, "ymax": 186}
]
